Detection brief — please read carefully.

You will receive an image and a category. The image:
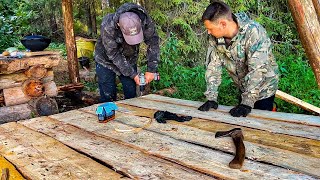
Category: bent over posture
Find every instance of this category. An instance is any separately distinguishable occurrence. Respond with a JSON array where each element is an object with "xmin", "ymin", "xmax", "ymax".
[
  {"xmin": 94, "ymin": 3, "xmax": 160, "ymax": 102},
  {"xmin": 199, "ymin": 1, "xmax": 279, "ymax": 117}
]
